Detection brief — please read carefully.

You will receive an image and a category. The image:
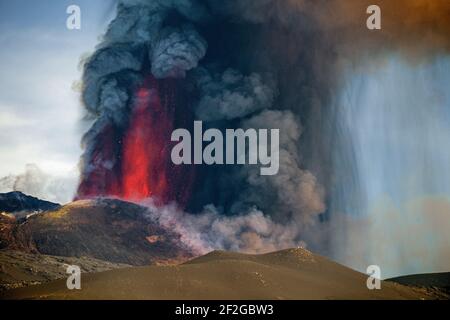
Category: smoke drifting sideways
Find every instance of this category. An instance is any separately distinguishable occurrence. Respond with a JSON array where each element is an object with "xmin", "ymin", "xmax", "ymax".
[{"xmin": 76, "ymin": 0, "xmax": 450, "ymax": 271}]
